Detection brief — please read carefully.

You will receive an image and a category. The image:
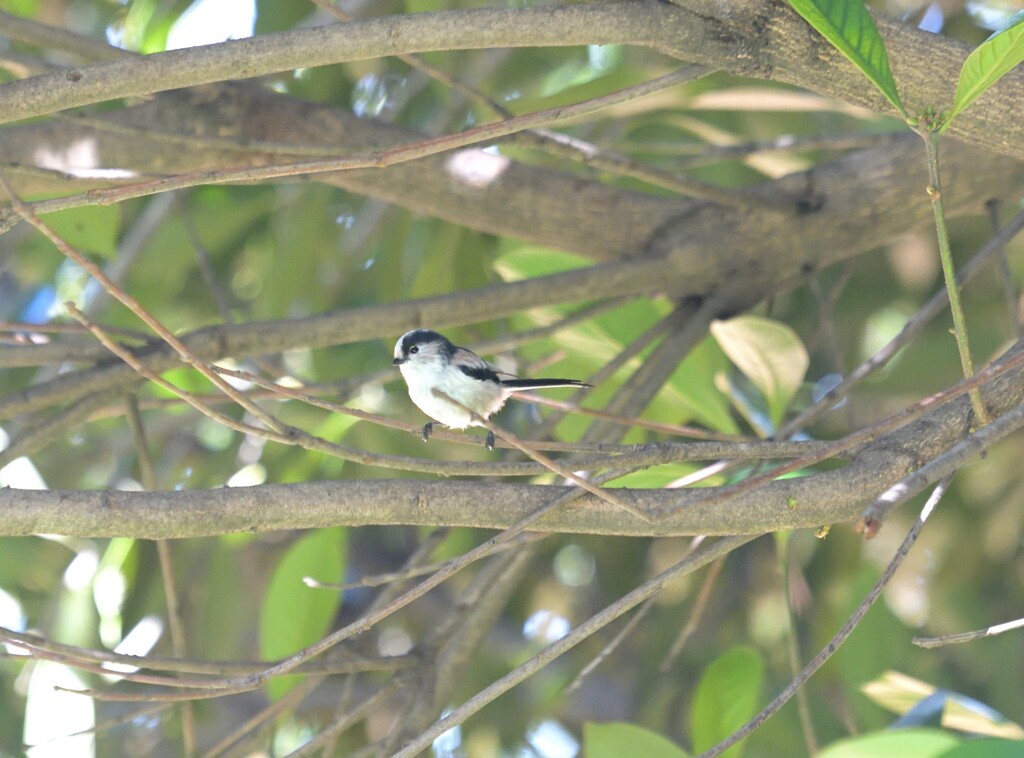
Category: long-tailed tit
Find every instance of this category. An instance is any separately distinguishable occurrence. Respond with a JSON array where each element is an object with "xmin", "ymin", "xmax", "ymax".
[{"xmin": 393, "ymin": 329, "xmax": 591, "ymax": 449}]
